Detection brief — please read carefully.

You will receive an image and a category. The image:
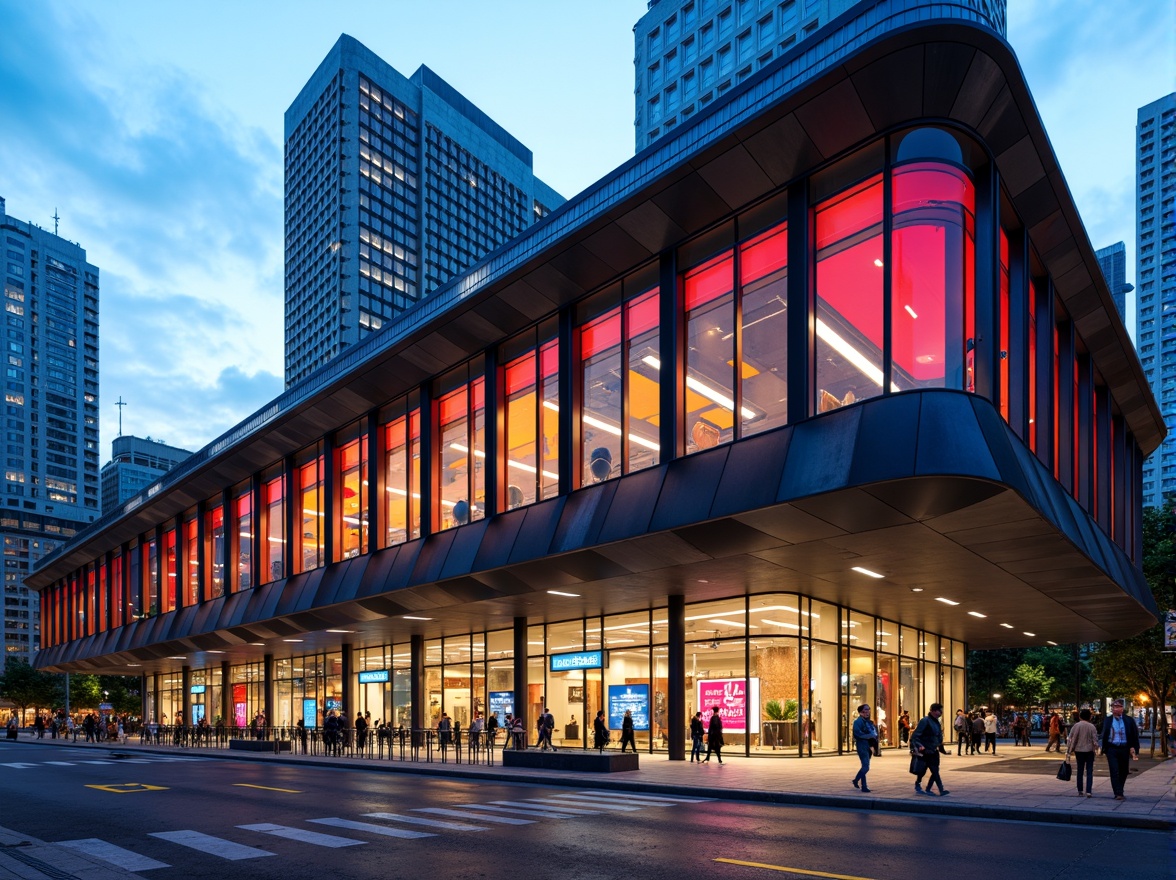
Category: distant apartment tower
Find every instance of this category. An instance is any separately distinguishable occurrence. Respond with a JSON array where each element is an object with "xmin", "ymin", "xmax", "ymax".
[
  {"xmin": 0, "ymin": 196, "xmax": 99, "ymax": 670},
  {"xmin": 633, "ymin": 0, "xmax": 1007, "ymax": 150},
  {"xmin": 283, "ymin": 34, "xmax": 565, "ymax": 387},
  {"xmin": 100, "ymin": 435, "xmax": 193, "ymax": 512},
  {"xmin": 1095, "ymin": 242, "xmax": 1132, "ymax": 322},
  {"xmin": 1136, "ymin": 92, "xmax": 1176, "ymax": 508}
]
